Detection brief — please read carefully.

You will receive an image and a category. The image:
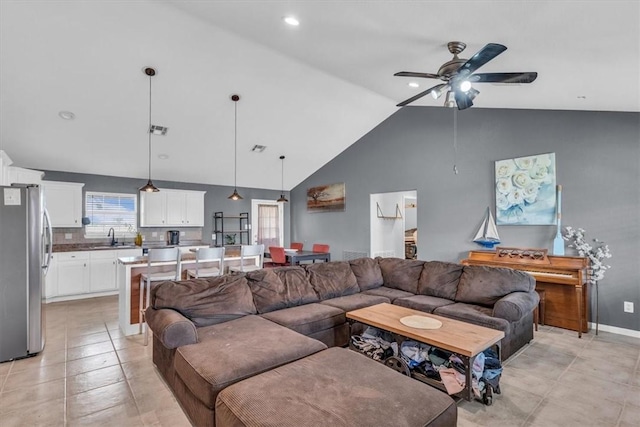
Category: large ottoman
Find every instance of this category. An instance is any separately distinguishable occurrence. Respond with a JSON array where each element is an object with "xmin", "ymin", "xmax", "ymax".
[
  {"xmin": 173, "ymin": 315, "xmax": 328, "ymax": 427},
  {"xmin": 215, "ymin": 347, "xmax": 457, "ymax": 427}
]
